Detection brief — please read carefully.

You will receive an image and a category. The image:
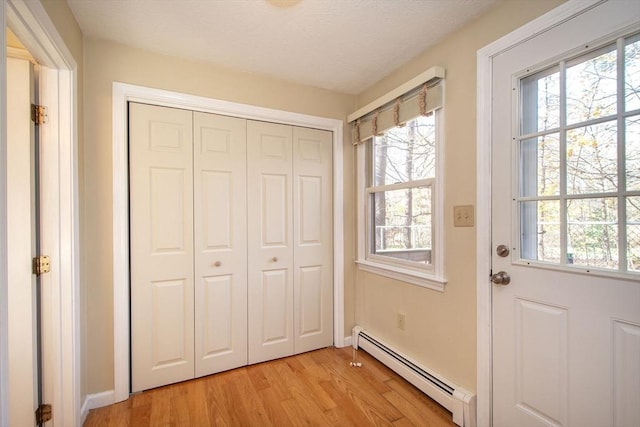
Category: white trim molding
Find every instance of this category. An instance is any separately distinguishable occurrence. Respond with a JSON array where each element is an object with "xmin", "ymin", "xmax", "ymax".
[
  {"xmin": 0, "ymin": 3, "xmax": 8, "ymax": 424},
  {"xmin": 80, "ymin": 390, "xmax": 115, "ymax": 425},
  {"xmin": 112, "ymin": 82, "xmax": 346, "ymax": 403},
  {"xmin": 2, "ymin": 0, "xmax": 81, "ymax": 425},
  {"xmin": 475, "ymin": 1, "xmax": 604, "ymax": 425}
]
